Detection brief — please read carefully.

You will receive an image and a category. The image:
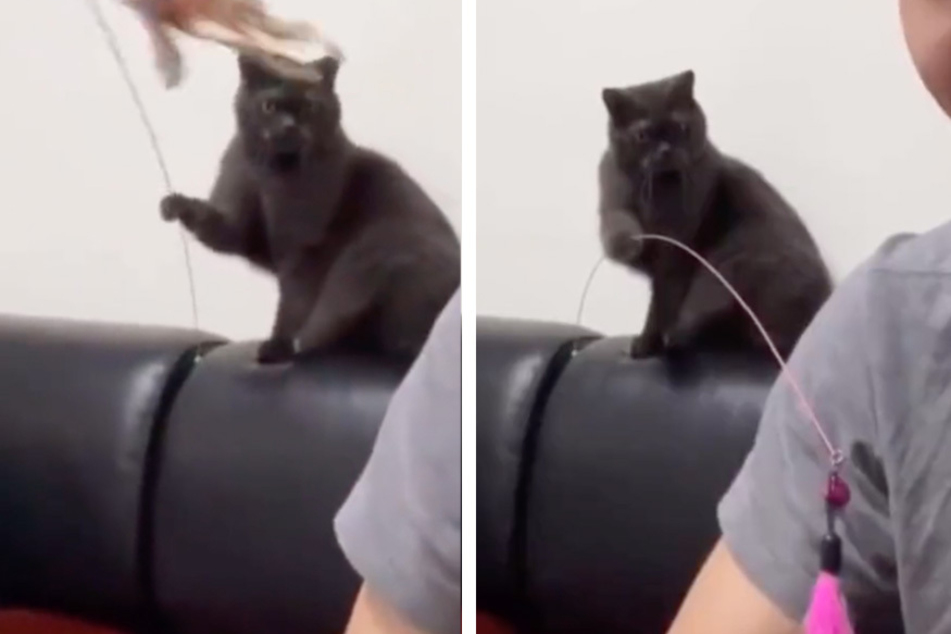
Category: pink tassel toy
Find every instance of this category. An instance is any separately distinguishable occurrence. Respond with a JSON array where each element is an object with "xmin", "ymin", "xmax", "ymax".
[{"xmin": 805, "ymin": 469, "xmax": 854, "ymax": 634}]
